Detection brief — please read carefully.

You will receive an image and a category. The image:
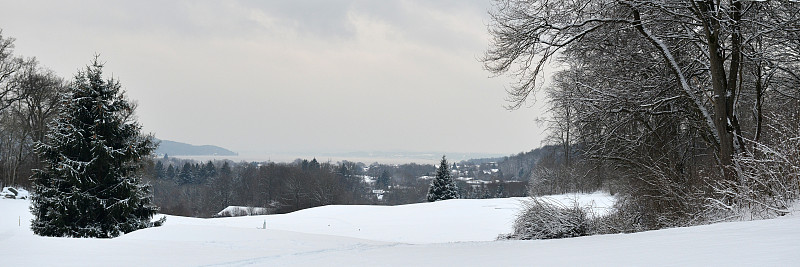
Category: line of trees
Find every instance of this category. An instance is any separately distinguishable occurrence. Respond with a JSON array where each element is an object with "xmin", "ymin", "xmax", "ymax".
[
  {"xmin": 144, "ymin": 157, "xmax": 468, "ymax": 217},
  {"xmin": 485, "ymin": 0, "xmax": 800, "ymax": 229},
  {"xmin": 146, "ymin": 158, "xmax": 450, "ymax": 217},
  {"xmin": 145, "ymin": 155, "xmax": 540, "ymax": 217},
  {"xmin": 146, "ymin": 158, "xmax": 370, "ymax": 217}
]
